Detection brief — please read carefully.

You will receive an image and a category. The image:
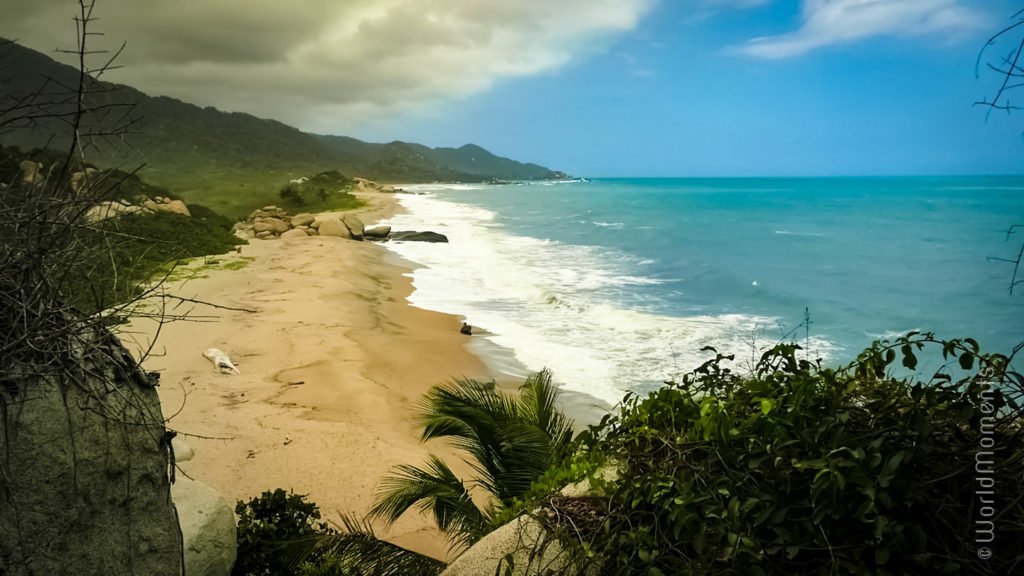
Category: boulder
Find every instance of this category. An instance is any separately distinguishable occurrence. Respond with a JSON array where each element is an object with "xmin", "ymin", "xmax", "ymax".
[
  {"xmin": 0, "ymin": 323, "xmax": 184, "ymax": 575},
  {"xmin": 441, "ymin": 515, "xmax": 567, "ymax": 576},
  {"xmin": 309, "ymin": 220, "xmax": 321, "ymax": 229},
  {"xmin": 18, "ymin": 160, "xmax": 44, "ymax": 186},
  {"xmin": 262, "ymin": 205, "xmax": 279, "ymax": 212},
  {"xmin": 317, "ymin": 219, "xmax": 351, "ymax": 239},
  {"xmin": 390, "ymin": 231, "xmax": 449, "ymax": 243},
  {"xmin": 161, "ymin": 199, "xmax": 191, "ymax": 217},
  {"xmin": 85, "ymin": 201, "xmax": 150, "ymax": 223},
  {"xmin": 172, "ymin": 436, "xmax": 195, "ymax": 463},
  {"xmin": 342, "ymin": 214, "xmax": 365, "ymax": 240},
  {"xmin": 253, "ymin": 218, "xmax": 290, "ymax": 234},
  {"xmin": 306, "ymin": 228, "xmax": 319, "ymax": 236},
  {"xmin": 71, "ymin": 171, "xmax": 89, "ymax": 194},
  {"xmin": 280, "ymin": 228, "xmax": 308, "ymax": 239},
  {"xmin": 363, "ymin": 225, "xmax": 391, "ymax": 238},
  {"xmin": 248, "ymin": 209, "xmax": 264, "ymax": 220},
  {"xmin": 353, "ymin": 177, "xmax": 379, "ymax": 190},
  {"xmin": 291, "ymin": 213, "xmax": 315, "ymax": 227},
  {"xmin": 256, "ymin": 230, "xmax": 273, "ymax": 239},
  {"xmin": 172, "ymin": 477, "xmax": 237, "ymax": 576}
]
